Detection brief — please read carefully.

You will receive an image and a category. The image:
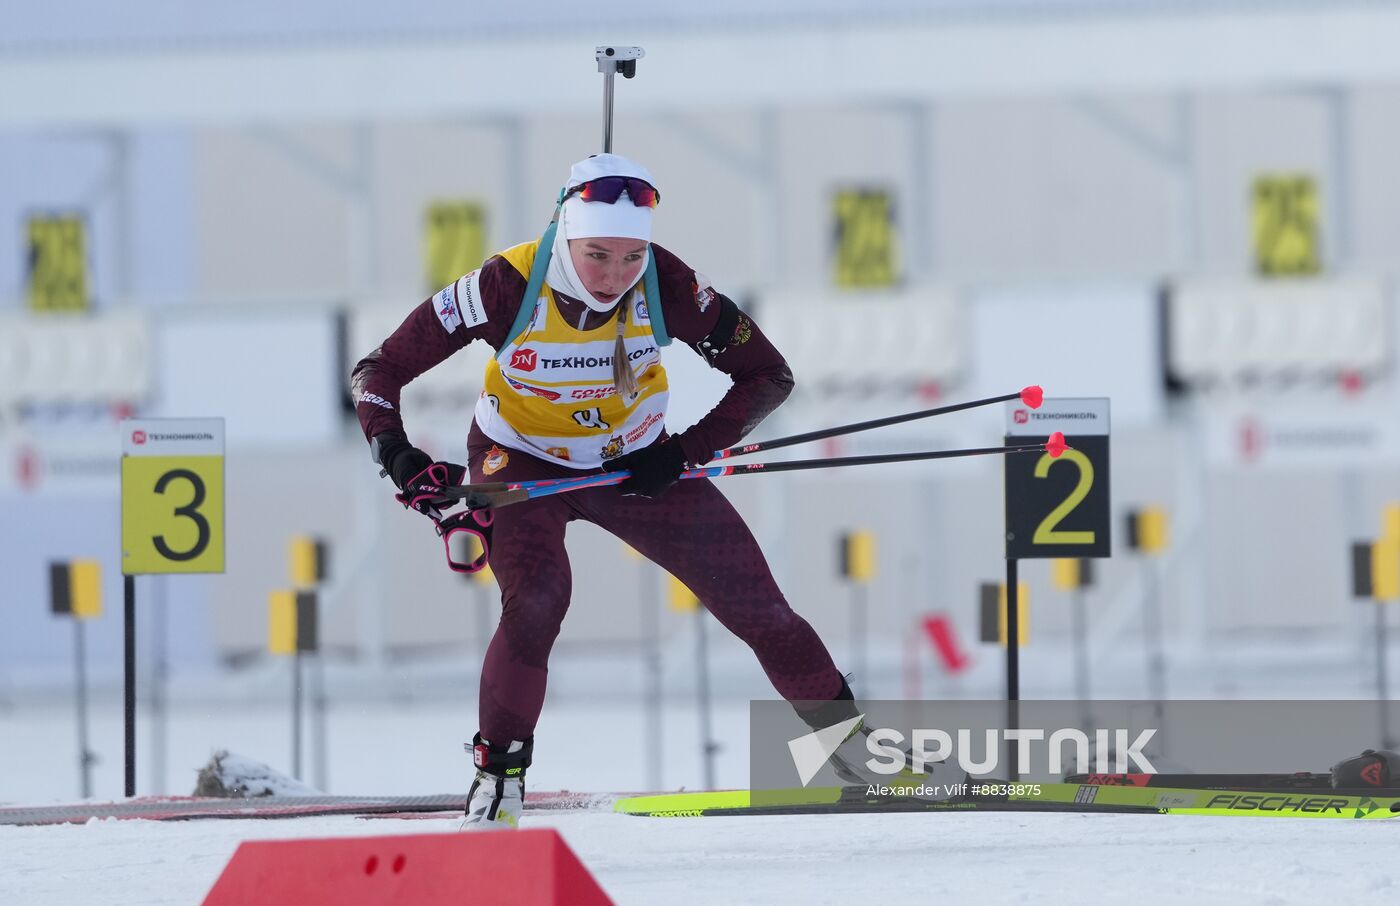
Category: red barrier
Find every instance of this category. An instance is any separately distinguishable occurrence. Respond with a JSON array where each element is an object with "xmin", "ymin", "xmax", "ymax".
[
  {"xmin": 922, "ymin": 614, "xmax": 970, "ymax": 674},
  {"xmin": 202, "ymin": 829, "xmax": 612, "ymax": 905}
]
